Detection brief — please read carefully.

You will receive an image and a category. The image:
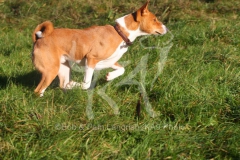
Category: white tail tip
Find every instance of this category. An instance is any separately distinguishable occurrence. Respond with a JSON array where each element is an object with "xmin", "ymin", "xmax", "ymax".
[{"xmin": 36, "ymin": 31, "xmax": 43, "ymax": 38}]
